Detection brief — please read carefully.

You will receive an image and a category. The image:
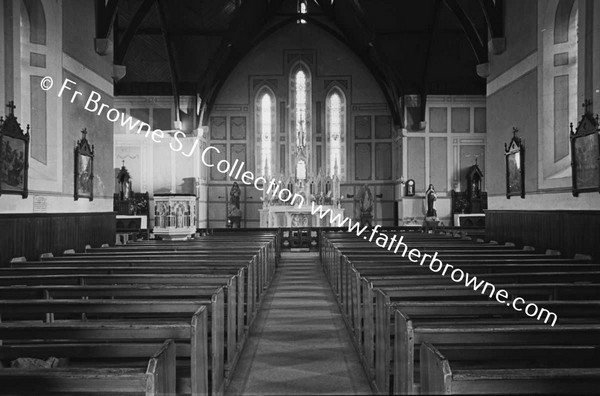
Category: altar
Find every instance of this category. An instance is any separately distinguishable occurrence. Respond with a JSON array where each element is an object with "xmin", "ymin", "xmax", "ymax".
[
  {"xmin": 260, "ymin": 205, "xmax": 344, "ymax": 228},
  {"xmin": 255, "ymin": 98, "xmax": 346, "ymax": 228}
]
